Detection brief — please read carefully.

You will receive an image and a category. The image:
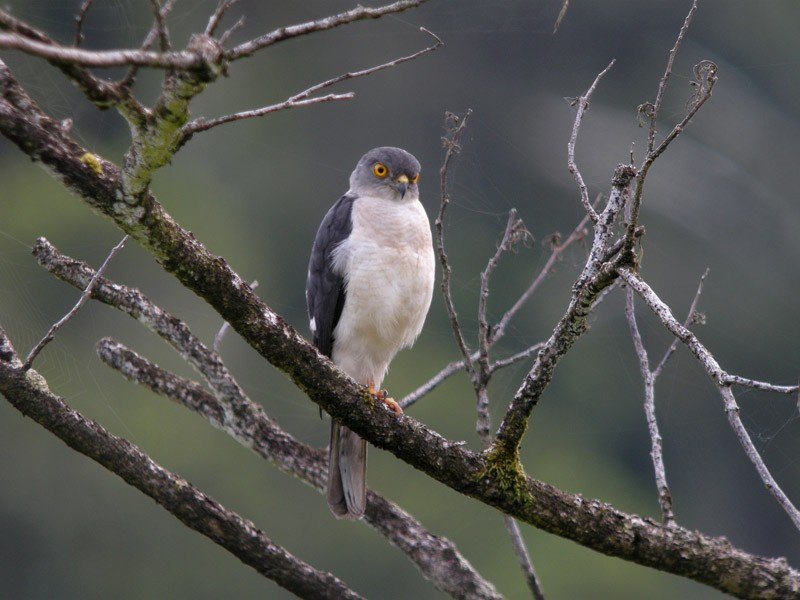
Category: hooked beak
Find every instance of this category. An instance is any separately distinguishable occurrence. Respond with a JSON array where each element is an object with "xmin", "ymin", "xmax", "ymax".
[{"xmin": 394, "ymin": 174, "xmax": 409, "ymax": 198}]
